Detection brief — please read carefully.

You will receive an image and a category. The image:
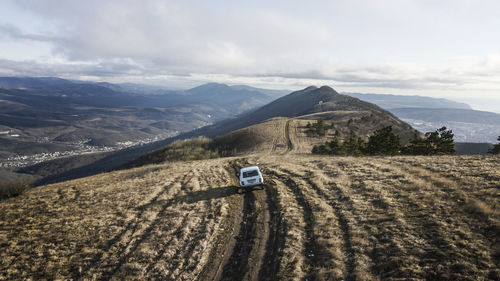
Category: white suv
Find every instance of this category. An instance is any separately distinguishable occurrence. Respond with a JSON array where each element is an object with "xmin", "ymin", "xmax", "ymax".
[{"xmin": 238, "ymin": 166, "xmax": 264, "ymax": 188}]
